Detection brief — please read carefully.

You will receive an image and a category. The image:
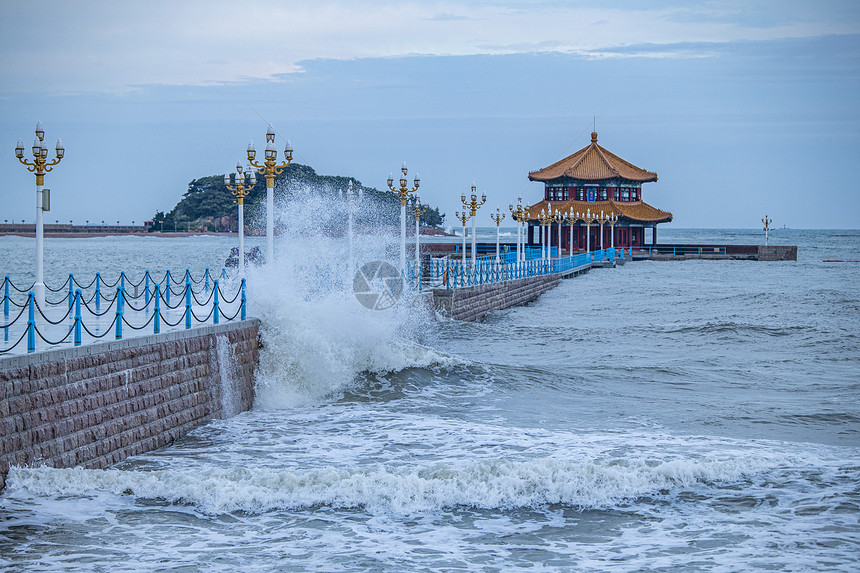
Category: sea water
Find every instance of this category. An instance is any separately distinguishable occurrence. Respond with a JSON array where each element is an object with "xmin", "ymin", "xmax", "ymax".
[{"xmin": 0, "ymin": 222, "xmax": 858, "ymax": 571}]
